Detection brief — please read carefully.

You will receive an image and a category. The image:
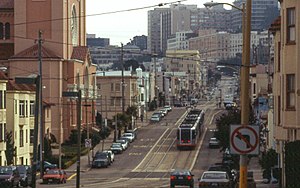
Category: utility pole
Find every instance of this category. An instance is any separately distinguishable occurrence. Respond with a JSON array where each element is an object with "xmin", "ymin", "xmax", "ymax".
[
  {"xmin": 154, "ymin": 53, "xmax": 158, "ymax": 108},
  {"xmin": 121, "ymin": 43, "xmax": 126, "ymax": 131},
  {"xmin": 37, "ymin": 30, "xmax": 44, "ymax": 178},
  {"xmin": 62, "ymin": 90, "xmax": 82, "ymax": 188},
  {"xmin": 239, "ymin": 1, "xmax": 251, "ymax": 188}
]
